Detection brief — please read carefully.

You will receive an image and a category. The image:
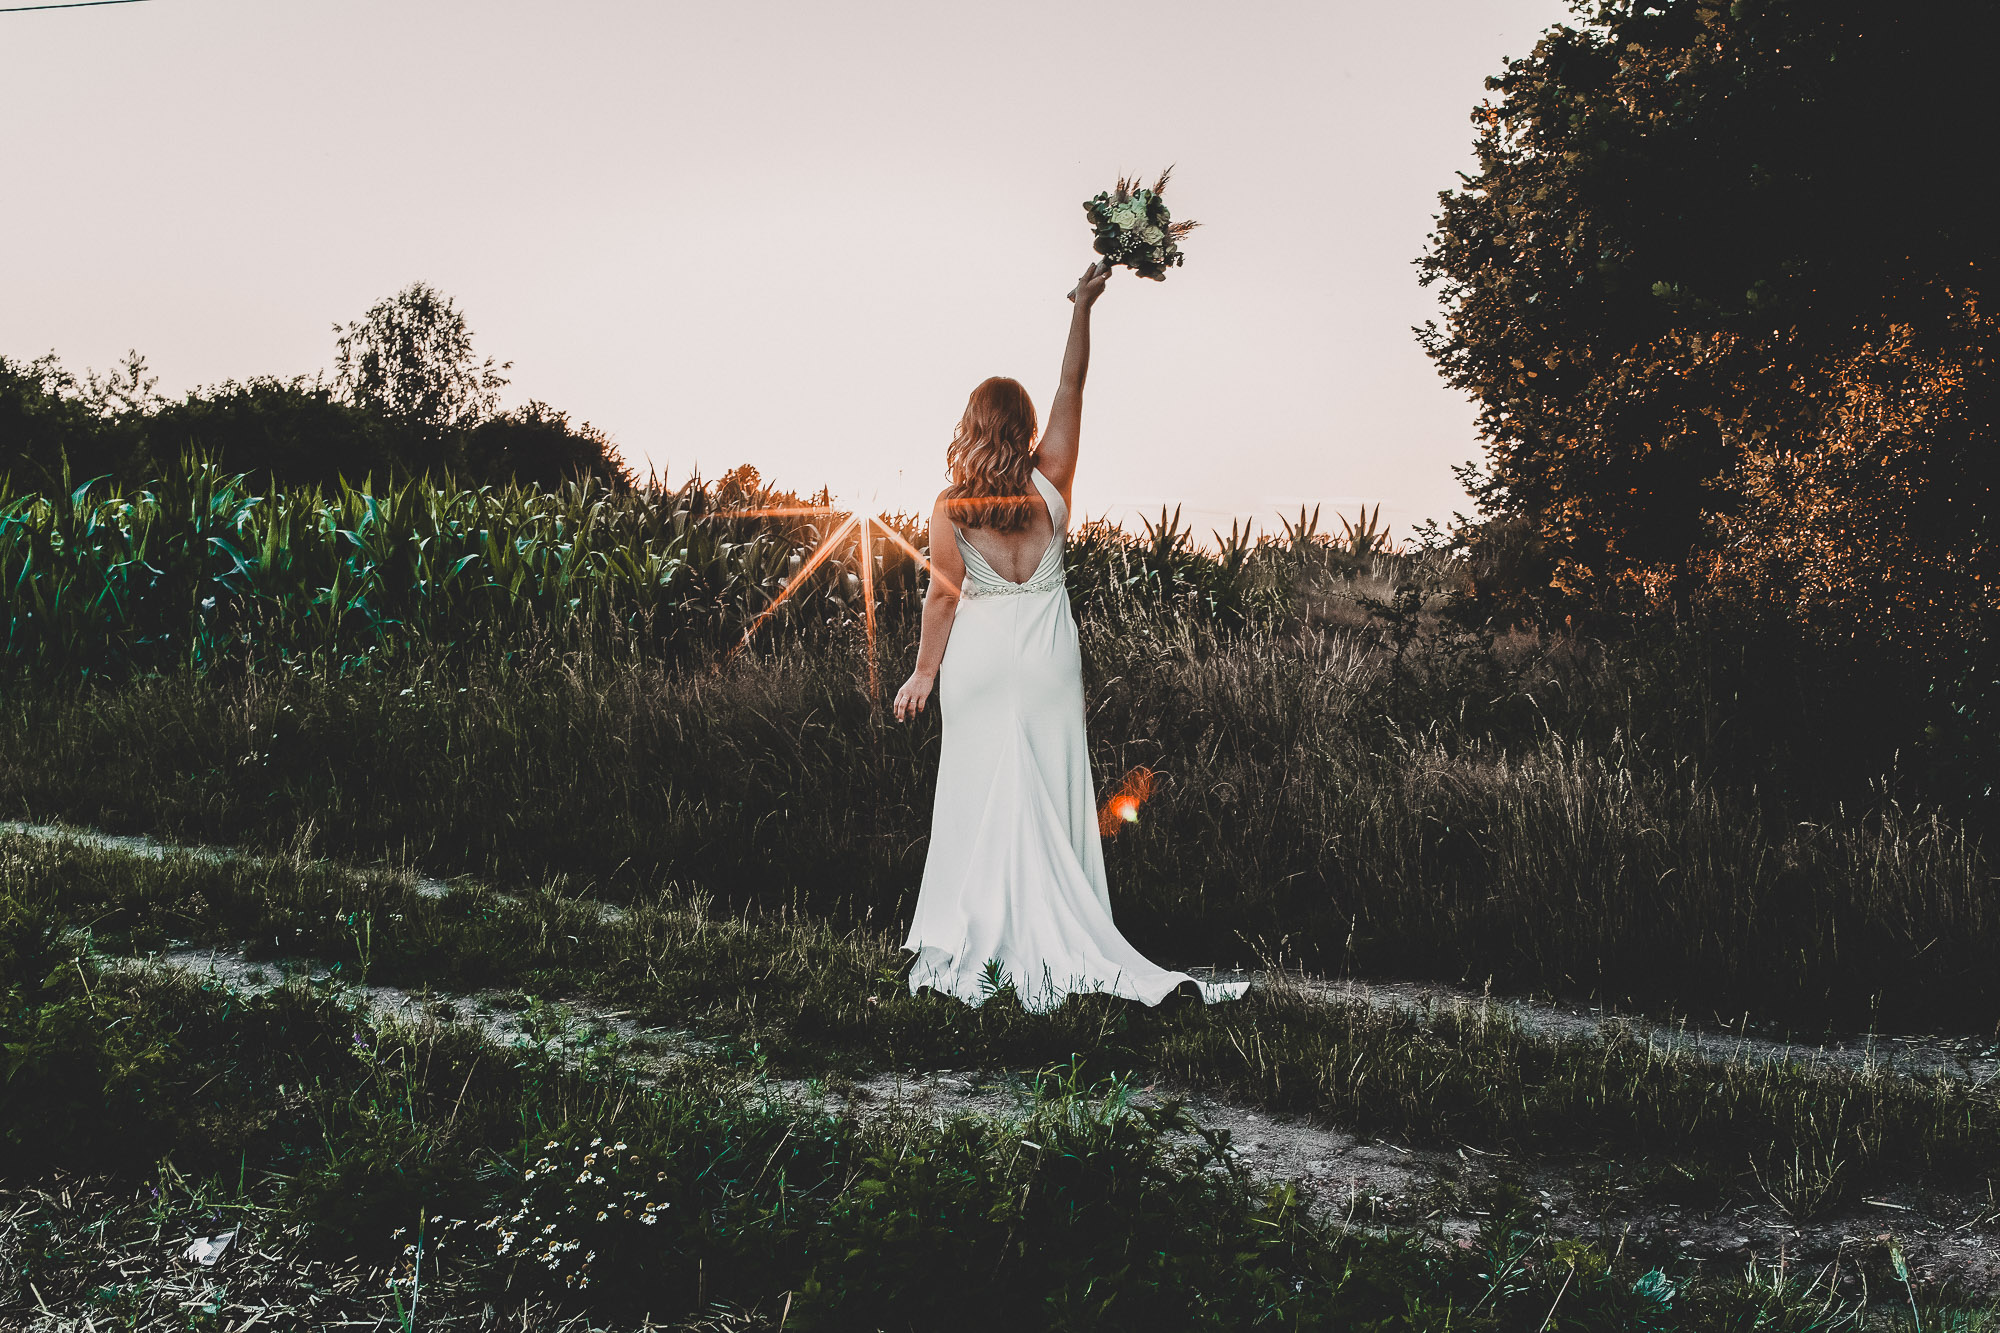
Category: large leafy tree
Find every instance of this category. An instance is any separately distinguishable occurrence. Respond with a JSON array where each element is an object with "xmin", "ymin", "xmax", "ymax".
[{"xmin": 1419, "ymin": 0, "xmax": 1997, "ymax": 626}]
